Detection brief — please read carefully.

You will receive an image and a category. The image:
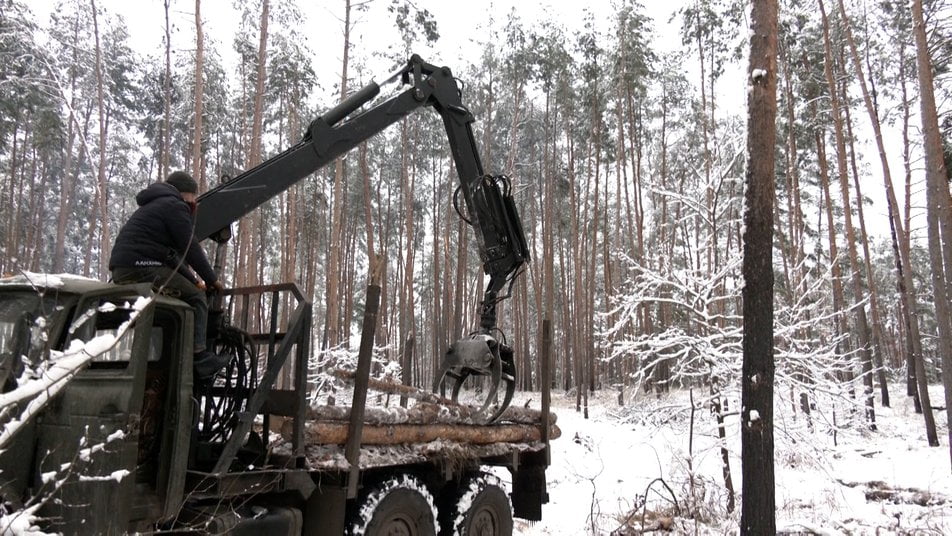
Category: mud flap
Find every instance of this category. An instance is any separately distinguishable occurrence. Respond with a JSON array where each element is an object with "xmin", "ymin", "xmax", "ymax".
[{"xmin": 510, "ymin": 452, "xmax": 548, "ymax": 522}]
